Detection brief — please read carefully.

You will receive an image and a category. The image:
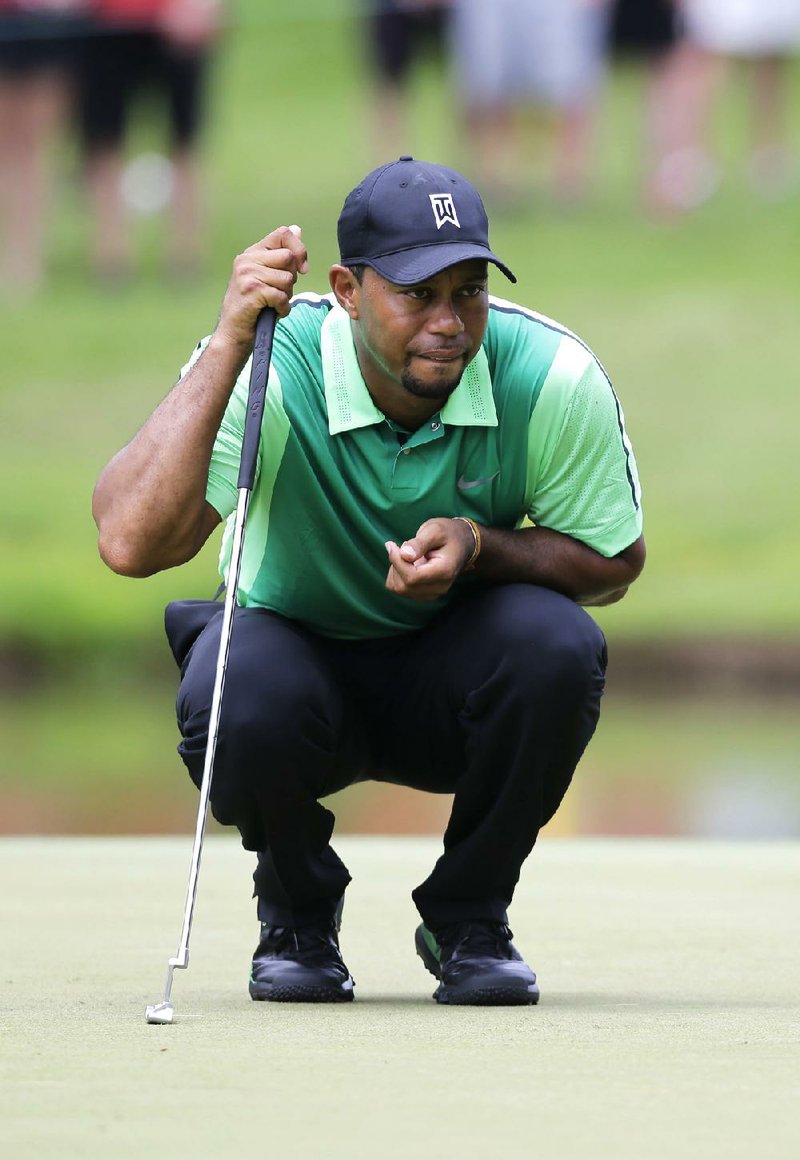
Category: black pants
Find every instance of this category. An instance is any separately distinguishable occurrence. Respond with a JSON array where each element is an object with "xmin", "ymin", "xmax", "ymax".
[{"xmin": 170, "ymin": 584, "xmax": 607, "ymax": 931}]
